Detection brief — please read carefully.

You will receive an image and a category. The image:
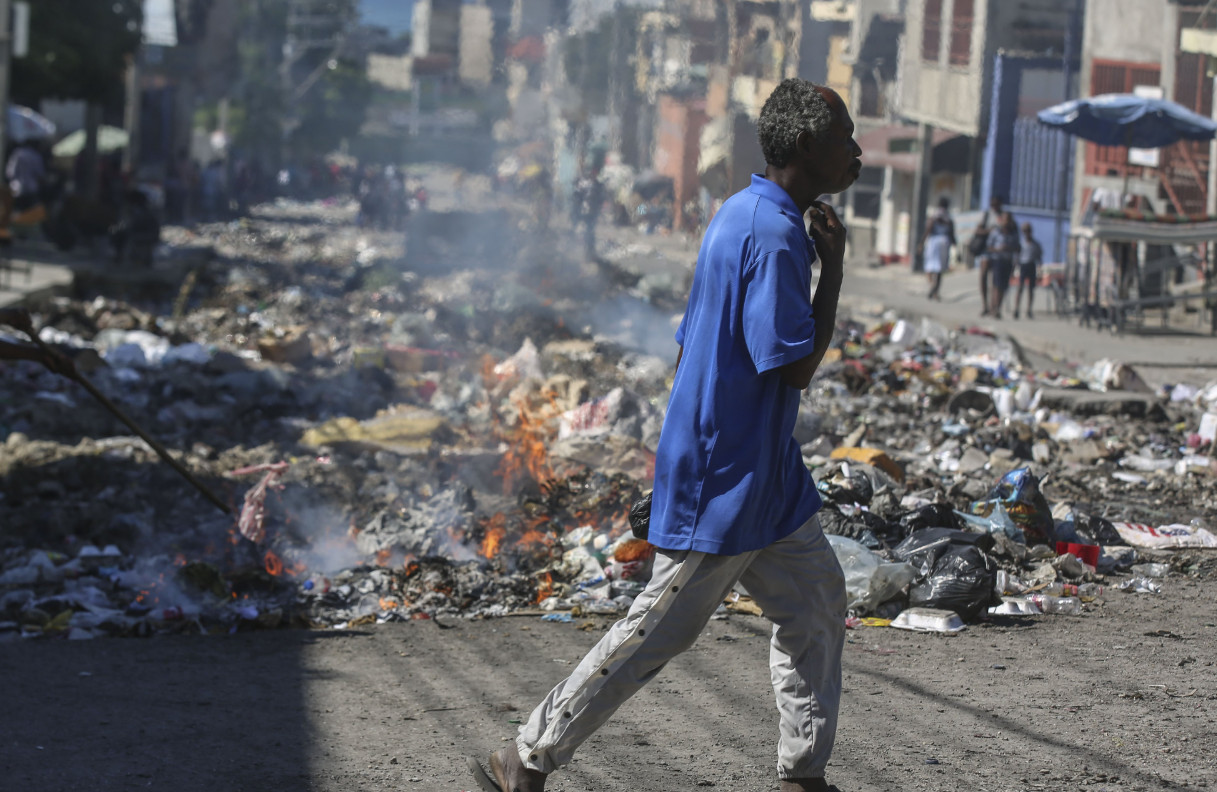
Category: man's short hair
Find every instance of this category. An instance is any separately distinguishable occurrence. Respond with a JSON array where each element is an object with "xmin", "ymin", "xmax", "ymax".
[{"xmin": 757, "ymin": 79, "xmax": 835, "ymax": 168}]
